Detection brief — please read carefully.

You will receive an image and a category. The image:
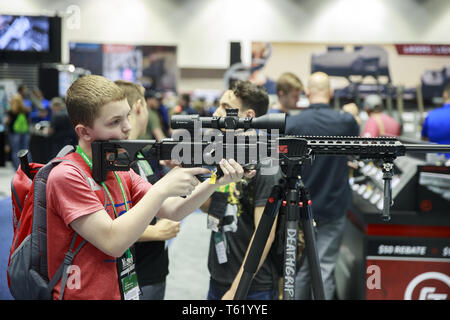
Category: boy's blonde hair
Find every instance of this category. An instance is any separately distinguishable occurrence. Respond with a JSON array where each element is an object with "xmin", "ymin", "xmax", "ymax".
[
  {"xmin": 66, "ymin": 75, "xmax": 126, "ymax": 128},
  {"xmin": 114, "ymin": 80, "xmax": 145, "ymax": 110},
  {"xmin": 276, "ymin": 72, "xmax": 303, "ymax": 96}
]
